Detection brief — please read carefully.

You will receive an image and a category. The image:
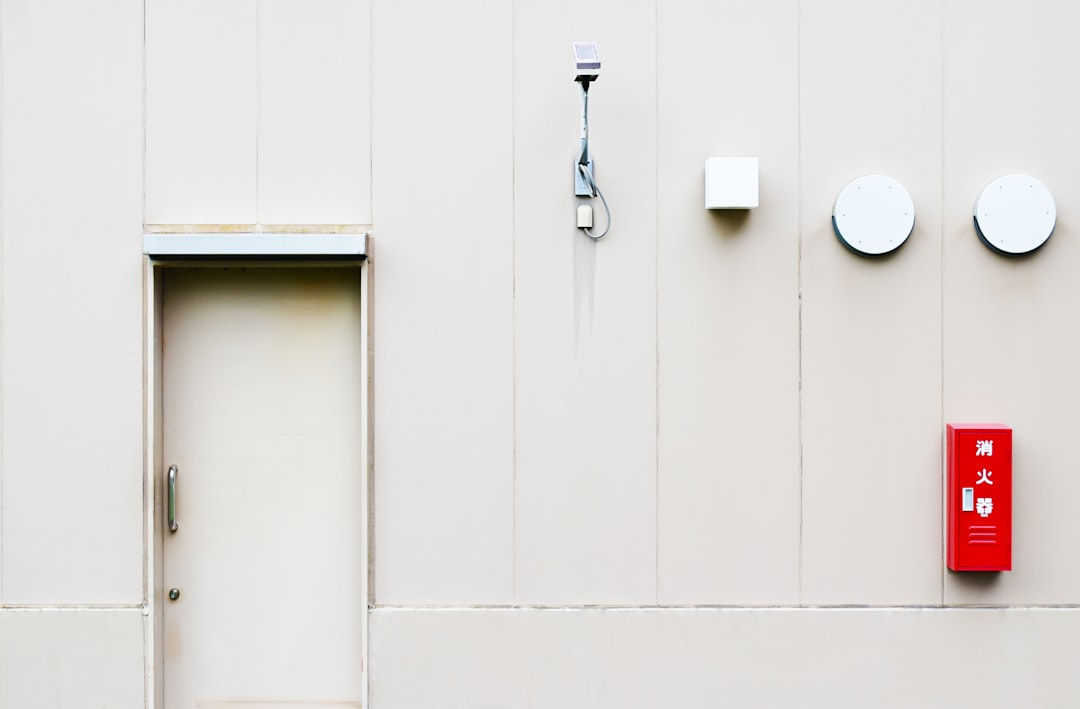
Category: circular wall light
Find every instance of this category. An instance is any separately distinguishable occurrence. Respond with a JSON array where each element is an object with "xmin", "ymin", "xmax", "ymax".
[
  {"xmin": 832, "ymin": 175, "xmax": 915, "ymax": 257},
  {"xmin": 973, "ymin": 174, "xmax": 1055, "ymax": 256}
]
